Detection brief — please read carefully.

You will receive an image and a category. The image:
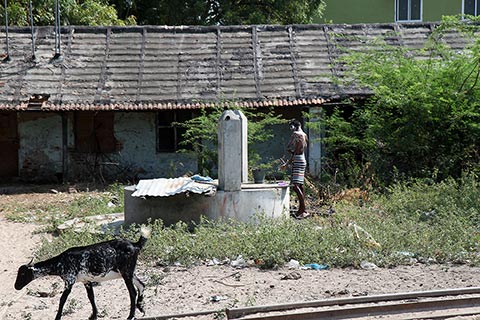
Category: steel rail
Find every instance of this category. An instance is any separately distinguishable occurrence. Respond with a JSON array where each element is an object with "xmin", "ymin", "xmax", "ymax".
[
  {"xmin": 226, "ymin": 287, "xmax": 480, "ymax": 319},
  {"xmin": 140, "ymin": 308, "xmax": 222, "ymax": 320},
  {"xmin": 138, "ymin": 287, "xmax": 480, "ymax": 320},
  {"xmin": 236, "ymin": 296, "xmax": 480, "ymax": 320}
]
